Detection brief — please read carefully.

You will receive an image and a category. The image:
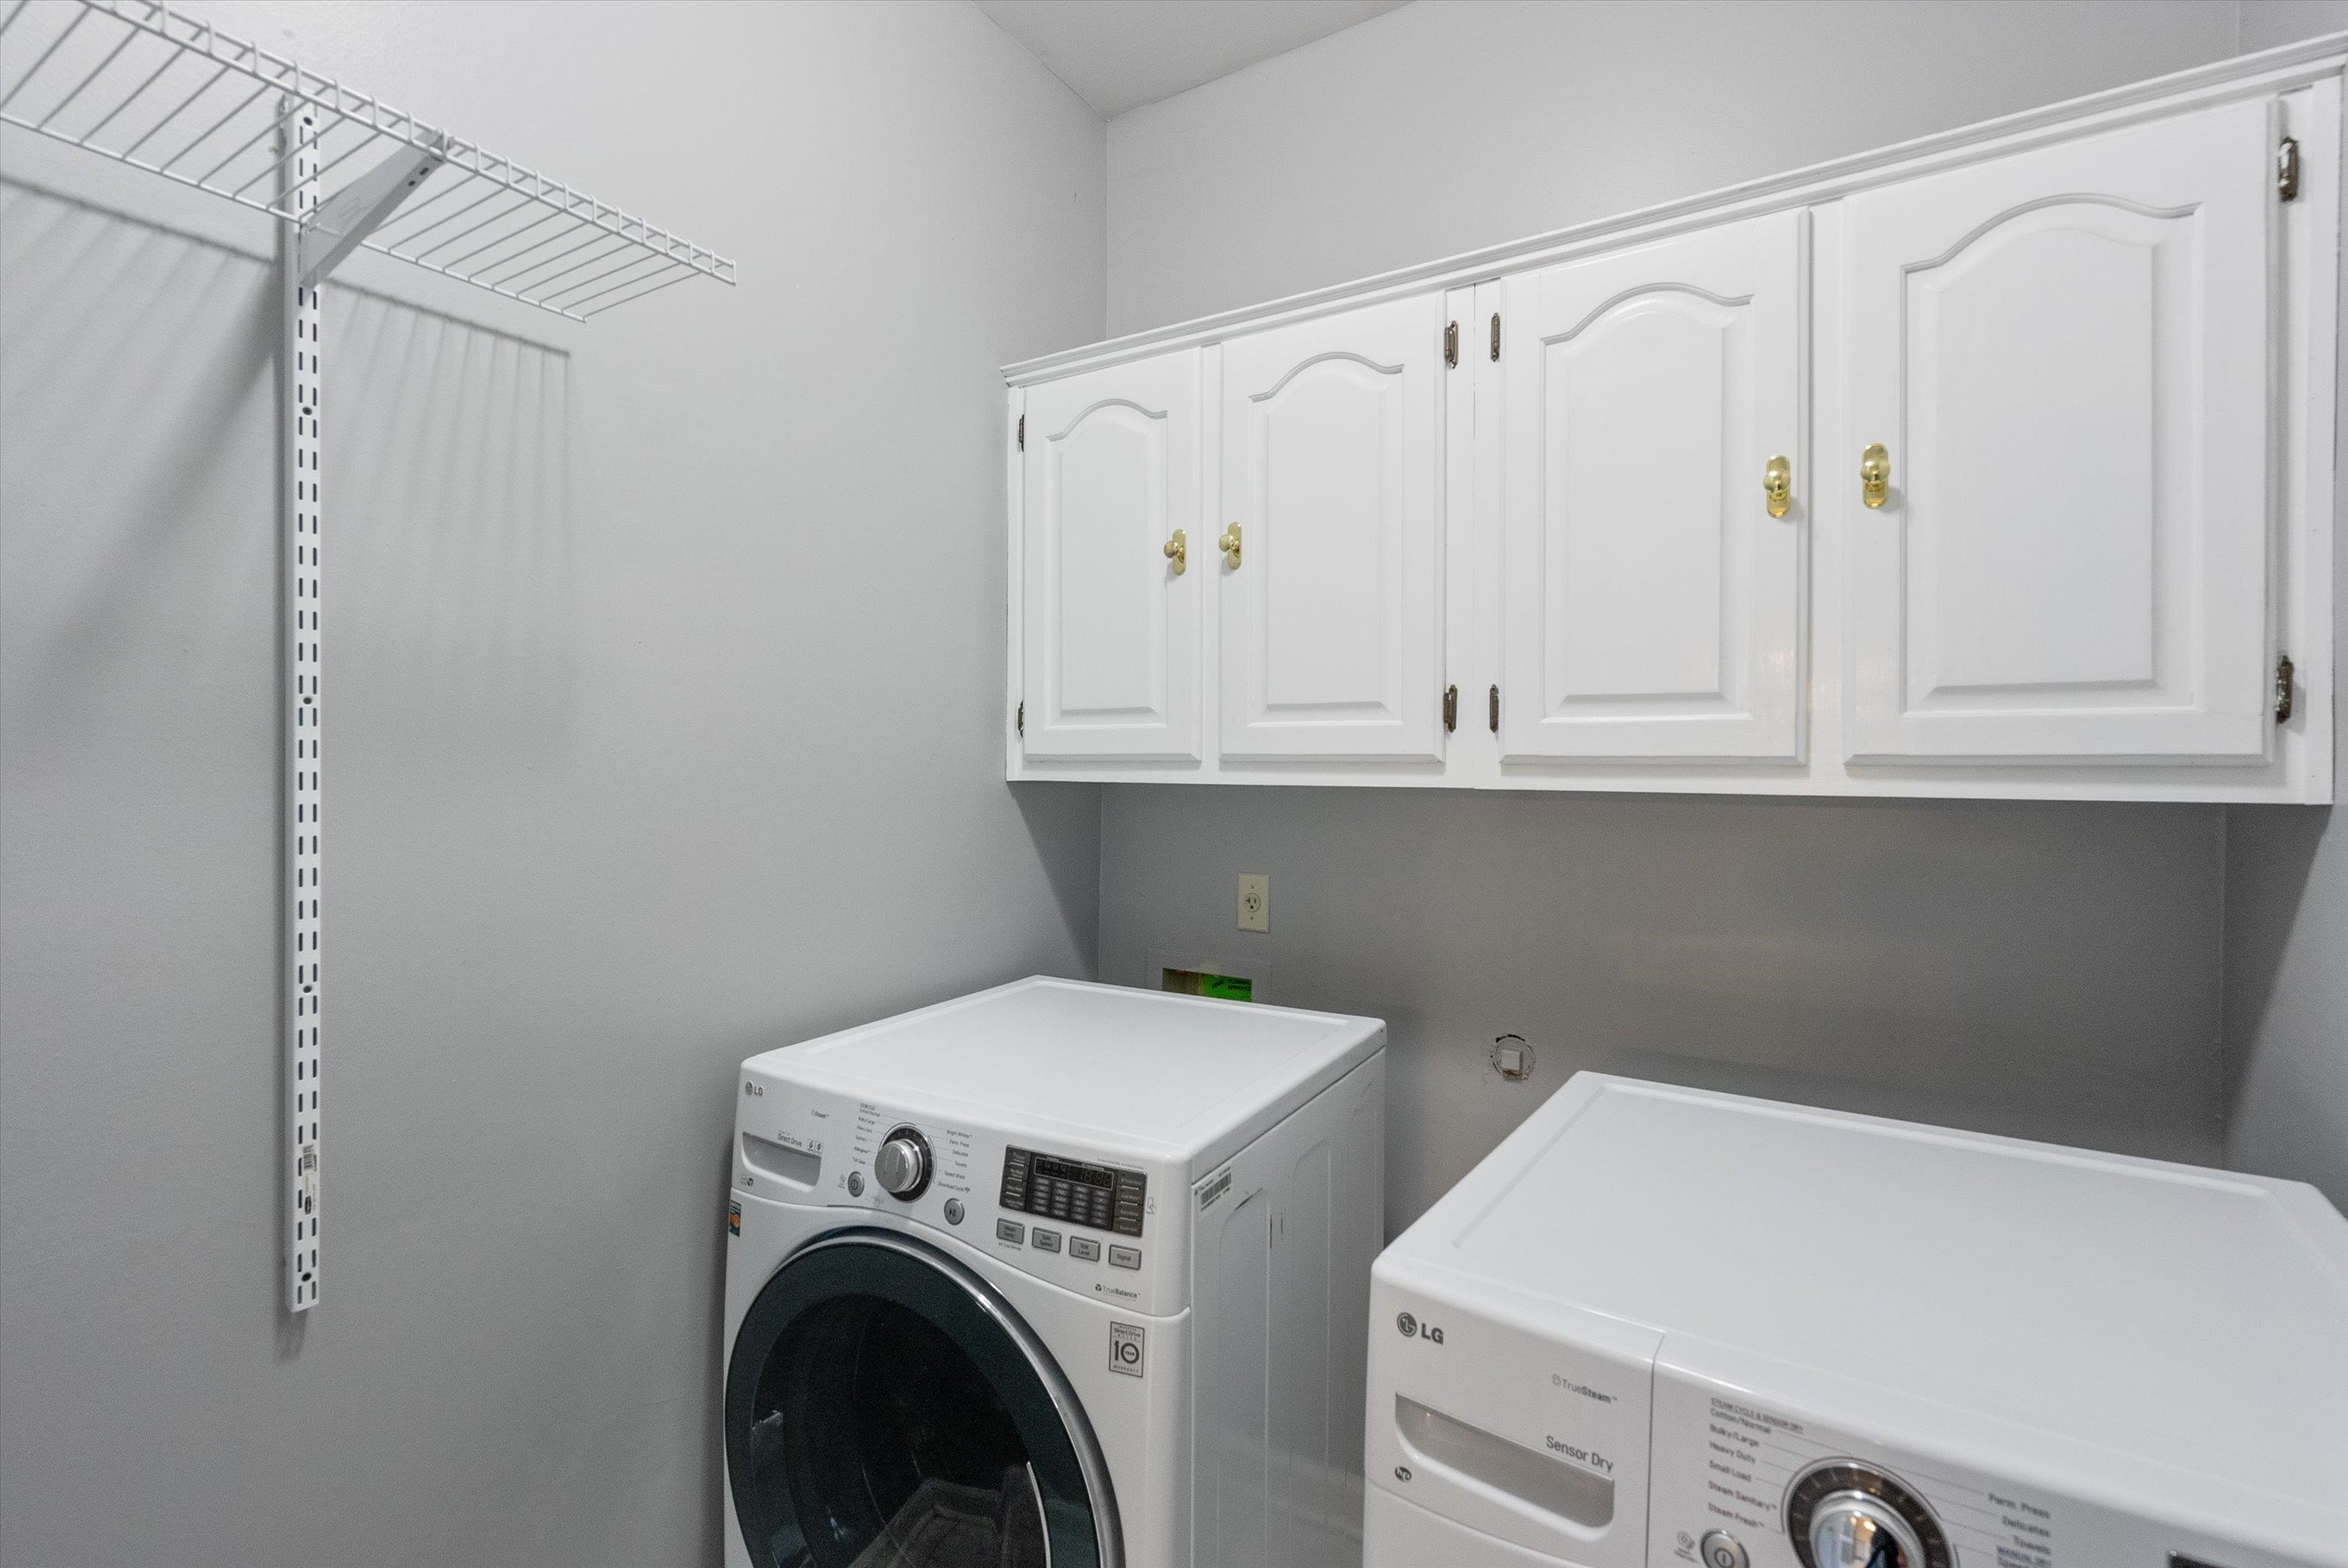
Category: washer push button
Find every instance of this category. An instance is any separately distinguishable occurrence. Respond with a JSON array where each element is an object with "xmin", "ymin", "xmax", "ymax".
[
  {"xmin": 1030, "ymin": 1228, "xmax": 1062, "ymax": 1254},
  {"xmin": 996, "ymin": 1219, "xmax": 1025, "ymax": 1246},
  {"xmin": 1697, "ymin": 1532, "xmax": 1747, "ymax": 1568},
  {"xmin": 1112, "ymin": 1171, "xmax": 1146, "ymax": 1236},
  {"xmin": 1108, "ymin": 1245, "xmax": 1141, "ymax": 1270},
  {"xmin": 1068, "ymin": 1237, "xmax": 1101, "ymax": 1262}
]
